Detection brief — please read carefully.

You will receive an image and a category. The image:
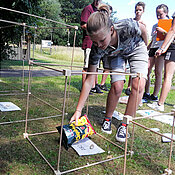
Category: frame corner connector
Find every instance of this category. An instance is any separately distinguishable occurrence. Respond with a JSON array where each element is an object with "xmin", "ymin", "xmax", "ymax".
[
  {"xmin": 74, "ymin": 26, "xmax": 78, "ymax": 30},
  {"xmin": 55, "ymin": 170, "xmax": 61, "ymax": 175},
  {"xmin": 63, "ymin": 69, "xmax": 71, "ymax": 76},
  {"xmin": 129, "ymin": 150, "xmax": 134, "ymax": 156},
  {"xmin": 23, "ymin": 133, "xmax": 28, "ymax": 139},
  {"xmin": 123, "ymin": 115, "xmax": 132, "ymax": 125}
]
